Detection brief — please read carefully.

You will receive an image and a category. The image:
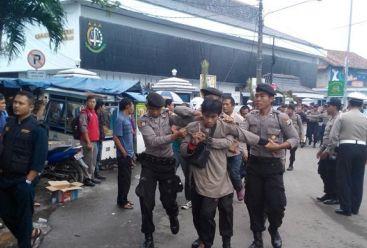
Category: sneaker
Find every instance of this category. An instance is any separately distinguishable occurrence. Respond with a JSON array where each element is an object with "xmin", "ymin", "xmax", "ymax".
[
  {"xmin": 181, "ymin": 201, "xmax": 192, "ymax": 210},
  {"xmin": 84, "ymin": 179, "xmax": 95, "ymax": 187},
  {"xmin": 236, "ymin": 188, "xmax": 245, "ymax": 201},
  {"xmin": 91, "ymin": 178, "xmax": 101, "ymax": 184}
]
